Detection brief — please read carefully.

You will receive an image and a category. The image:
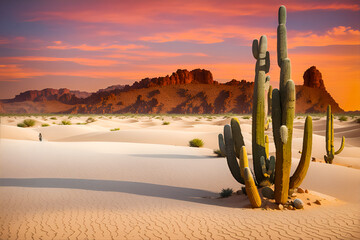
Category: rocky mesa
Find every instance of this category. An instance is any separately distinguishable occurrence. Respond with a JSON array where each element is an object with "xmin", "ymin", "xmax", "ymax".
[{"xmin": 0, "ymin": 67, "xmax": 343, "ymax": 114}]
